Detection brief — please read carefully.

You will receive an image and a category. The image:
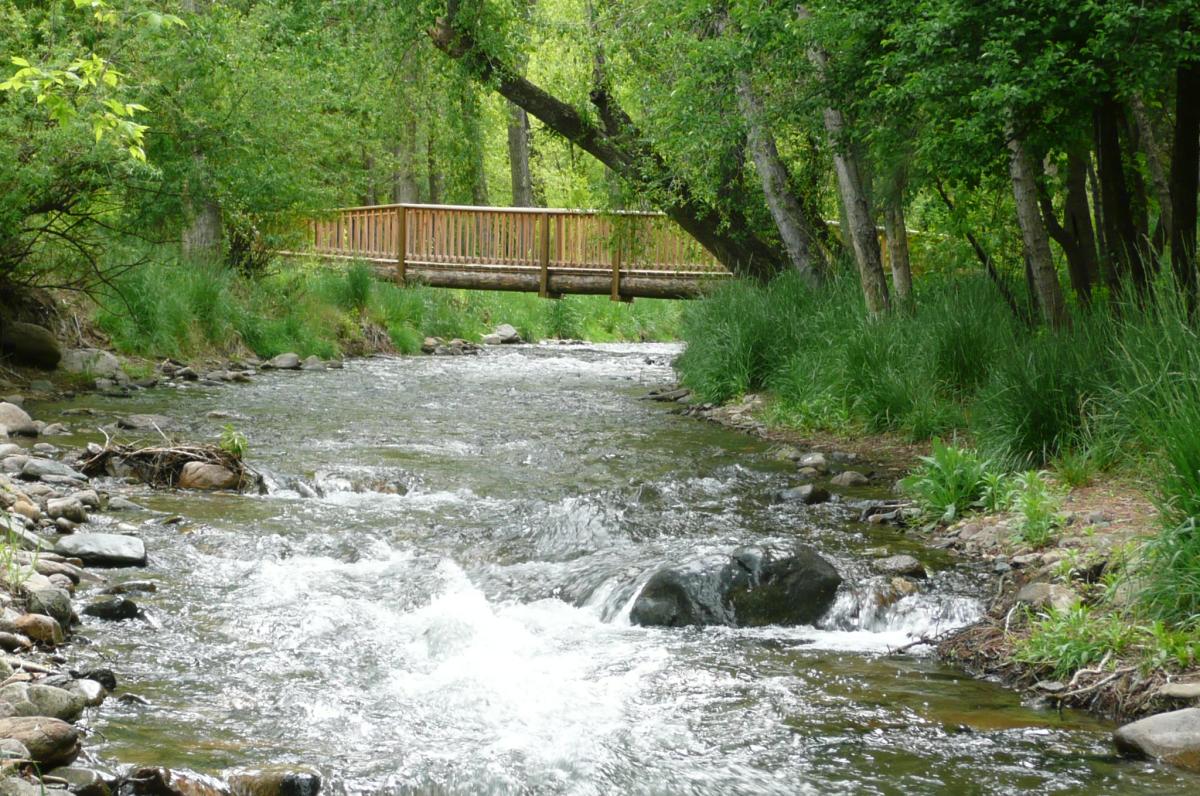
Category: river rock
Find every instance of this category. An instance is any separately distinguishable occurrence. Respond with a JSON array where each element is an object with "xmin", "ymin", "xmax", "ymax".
[
  {"xmin": 105, "ymin": 497, "xmax": 144, "ymax": 512},
  {"xmin": 101, "ymin": 580, "xmax": 157, "ymax": 596},
  {"xmin": 300, "ymin": 356, "xmax": 325, "ymax": 371},
  {"xmin": 224, "ymin": 766, "xmax": 322, "ymax": 796},
  {"xmin": 264, "ymin": 353, "xmax": 301, "ymax": 370},
  {"xmin": 117, "ymin": 415, "xmax": 175, "ymax": 432},
  {"xmin": 12, "ymin": 613, "xmax": 63, "ymax": 645},
  {"xmin": 44, "ymin": 766, "xmax": 112, "ymax": 796},
  {"xmin": 25, "ymin": 589, "xmax": 74, "ymax": 628},
  {"xmin": 1160, "ymin": 683, "xmax": 1200, "ymax": 701},
  {"xmin": 65, "ymin": 679, "xmax": 106, "ymax": 707},
  {"xmin": 0, "ymin": 322, "xmax": 62, "ymax": 370},
  {"xmin": 872, "ymin": 554, "xmax": 927, "ymax": 579},
  {"xmin": 0, "ymin": 716, "xmax": 80, "ymax": 767},
  {"xmin": 830, "ymin": 470, "xmax": 869, "ymax": 487},
  {"xmin": 83, "ymin": 597, "xmax": 138, "ymax": 622},
  {"xmin": 0, "ymin": 403, "xmax": 38, "ymax": 438},
  {"xmin": 0, "ymin": 633, "xmax": 31, "ymax": 652},
  {"xmin": 0, "ymin": 775, "xmax": 45, "ymax": 796},
  {"xmin": 1015, "ymin": 582, "xmax": 1079, "ymax": 614},
  {"xmin": 775, "ymin": 484, "xmax": 830, "ymax": 505},
  {"xmin": 493, "ymin": 324, "xmax": 521, "ymax": 344},
  {"xmin": 61, "ymin": 349, "xmax": 124, "ymax": 379},
  {"xmin": 11, "ymin": 500, "xmax": 40, "ymax": 522},
  {"xmin": 480, "ymin": 333, "xmax": 502, "ymax": 345},
  {"xmin": 177, "ymin": 462, "xmax": 240, "ymax": 491},
  {"xmin": 1114, "ymin": 708, "xmax": 1200, "ymax": 771},
  {"xmin": 0, "ymin": 739, "xmax": 30, "ymax": 760},
  {"xmin": 46, "ymin": 498, "xmax": 87, "ymax": 524},
  {"xmin": 54, "ymin": 534, "xmax": 146, "ymax": 568},
  {"xmin": 124, "ymin": 767, "xmax": 231, "ymax": 796},
  {"xmin": 629, "ymin": 544, "xmax": 842, "ymax": 628},
  {"xmin": 20, "ymin": 459, "xmax": 86, "ymax": 483},
  {"xmin": 0, "ymin": 683, "xmax": 87, "ymax": 722},
  {"xmin": 797, "ymin": 452, "xmax": 827, "ymax": 471}
]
